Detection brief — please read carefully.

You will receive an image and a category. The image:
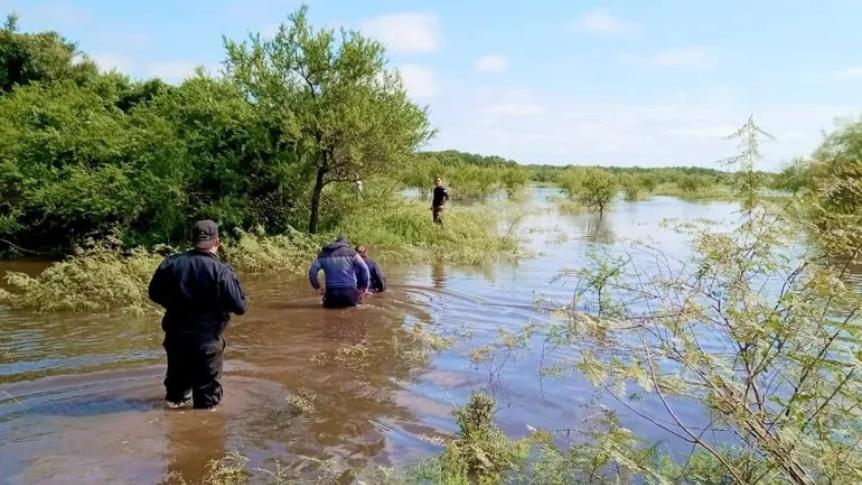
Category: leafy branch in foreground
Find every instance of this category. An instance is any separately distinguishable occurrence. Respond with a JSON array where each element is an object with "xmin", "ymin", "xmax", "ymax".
[{"xmin": 547, "ymin": 205, "xmax": 862, "ymax": 483}]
